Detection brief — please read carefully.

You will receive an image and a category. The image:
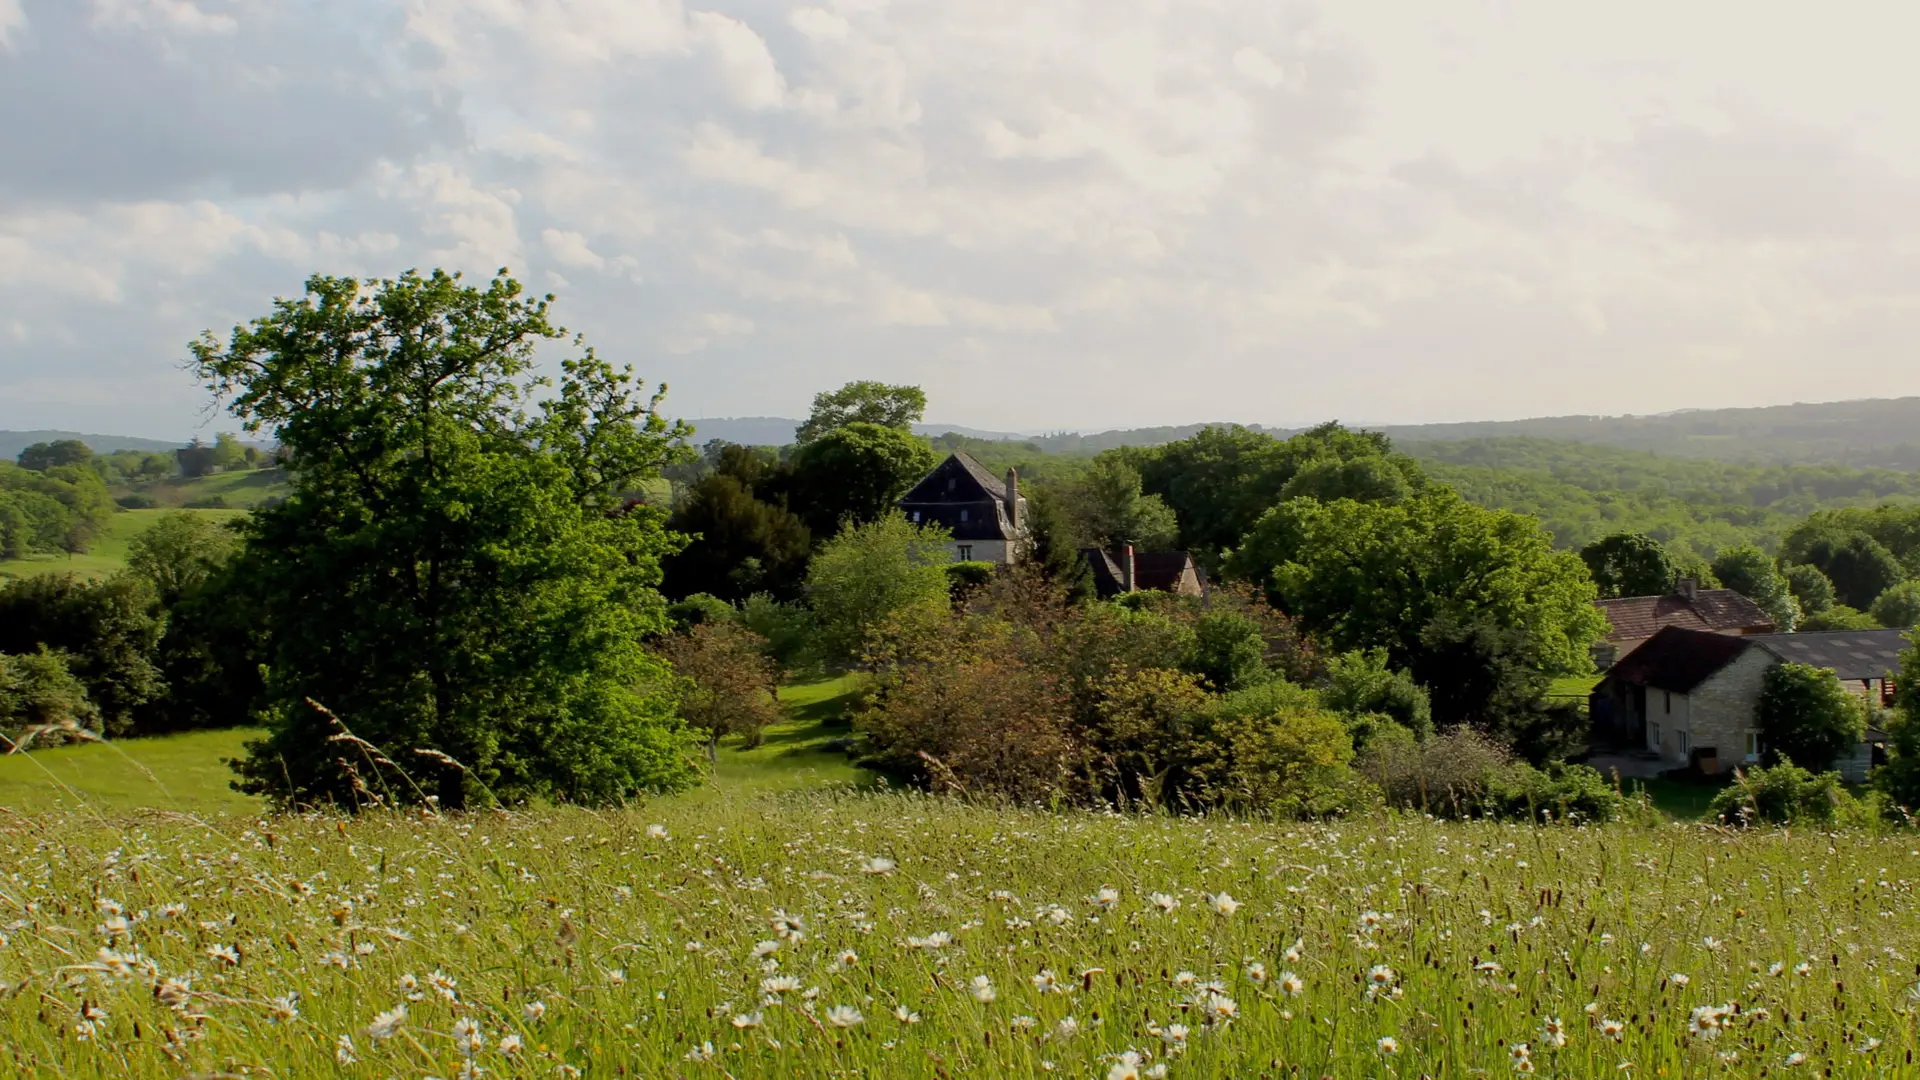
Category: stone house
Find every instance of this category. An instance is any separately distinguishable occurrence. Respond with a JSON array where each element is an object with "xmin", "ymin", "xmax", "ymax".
[
  {"xmin": 1080, "ymin": 545, "xmax": 1206, "ymax": 600},
  {"xmin": 1596, "ymin": 626, "xmax": 1901, "ymax": 781},
  {"xmin": 897, "ymin": 452, "xmax": 1029, "ymax": 564},
  {"xmin": 1591, "ymin": 578, "xmax": 1775, "ymax": 669}
]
